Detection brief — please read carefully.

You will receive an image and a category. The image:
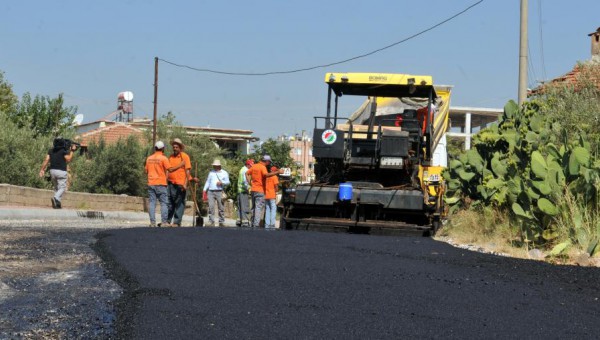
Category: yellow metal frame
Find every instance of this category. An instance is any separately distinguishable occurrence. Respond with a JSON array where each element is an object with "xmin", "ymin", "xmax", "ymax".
[
  {"xmin": 419, "ymin": 165, "xmax": 446, "ymax": 217},
  {"xmin": 325, "ymin": 73, "xmax": 433, "ymax": 87}
]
